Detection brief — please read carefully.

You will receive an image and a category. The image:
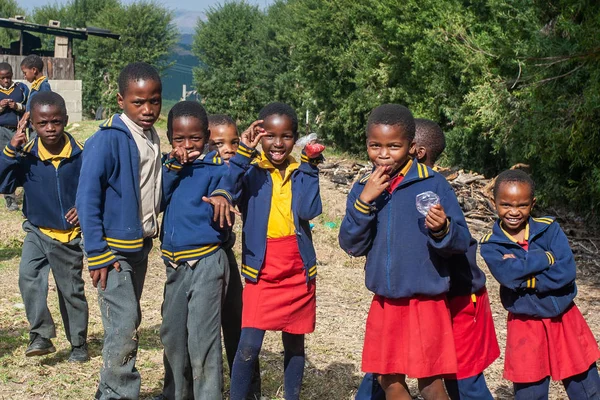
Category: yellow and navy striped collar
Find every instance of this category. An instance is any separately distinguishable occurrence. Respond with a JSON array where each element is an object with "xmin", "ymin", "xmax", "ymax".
[
  {"xmin": 500, "ymin": 221, "xmax": 529, "ymax": 243},
  {"xmin": 256, "ymin": 153, "xmax": 299, "ymax": 181},
  {"xmin": 0, "ymin": 82, "xmax": 15, "ymax": 95},
  {"xmin": 31, "ymin": 76, "xmax": 48, "ymax": 91}
]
